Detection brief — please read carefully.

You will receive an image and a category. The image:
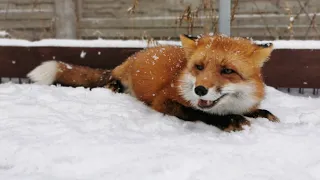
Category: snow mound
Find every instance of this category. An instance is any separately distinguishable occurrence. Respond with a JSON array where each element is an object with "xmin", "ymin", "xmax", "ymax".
[{"xmin": 0, "ymin": 83, "xmax": 319, "ymax": 180}]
